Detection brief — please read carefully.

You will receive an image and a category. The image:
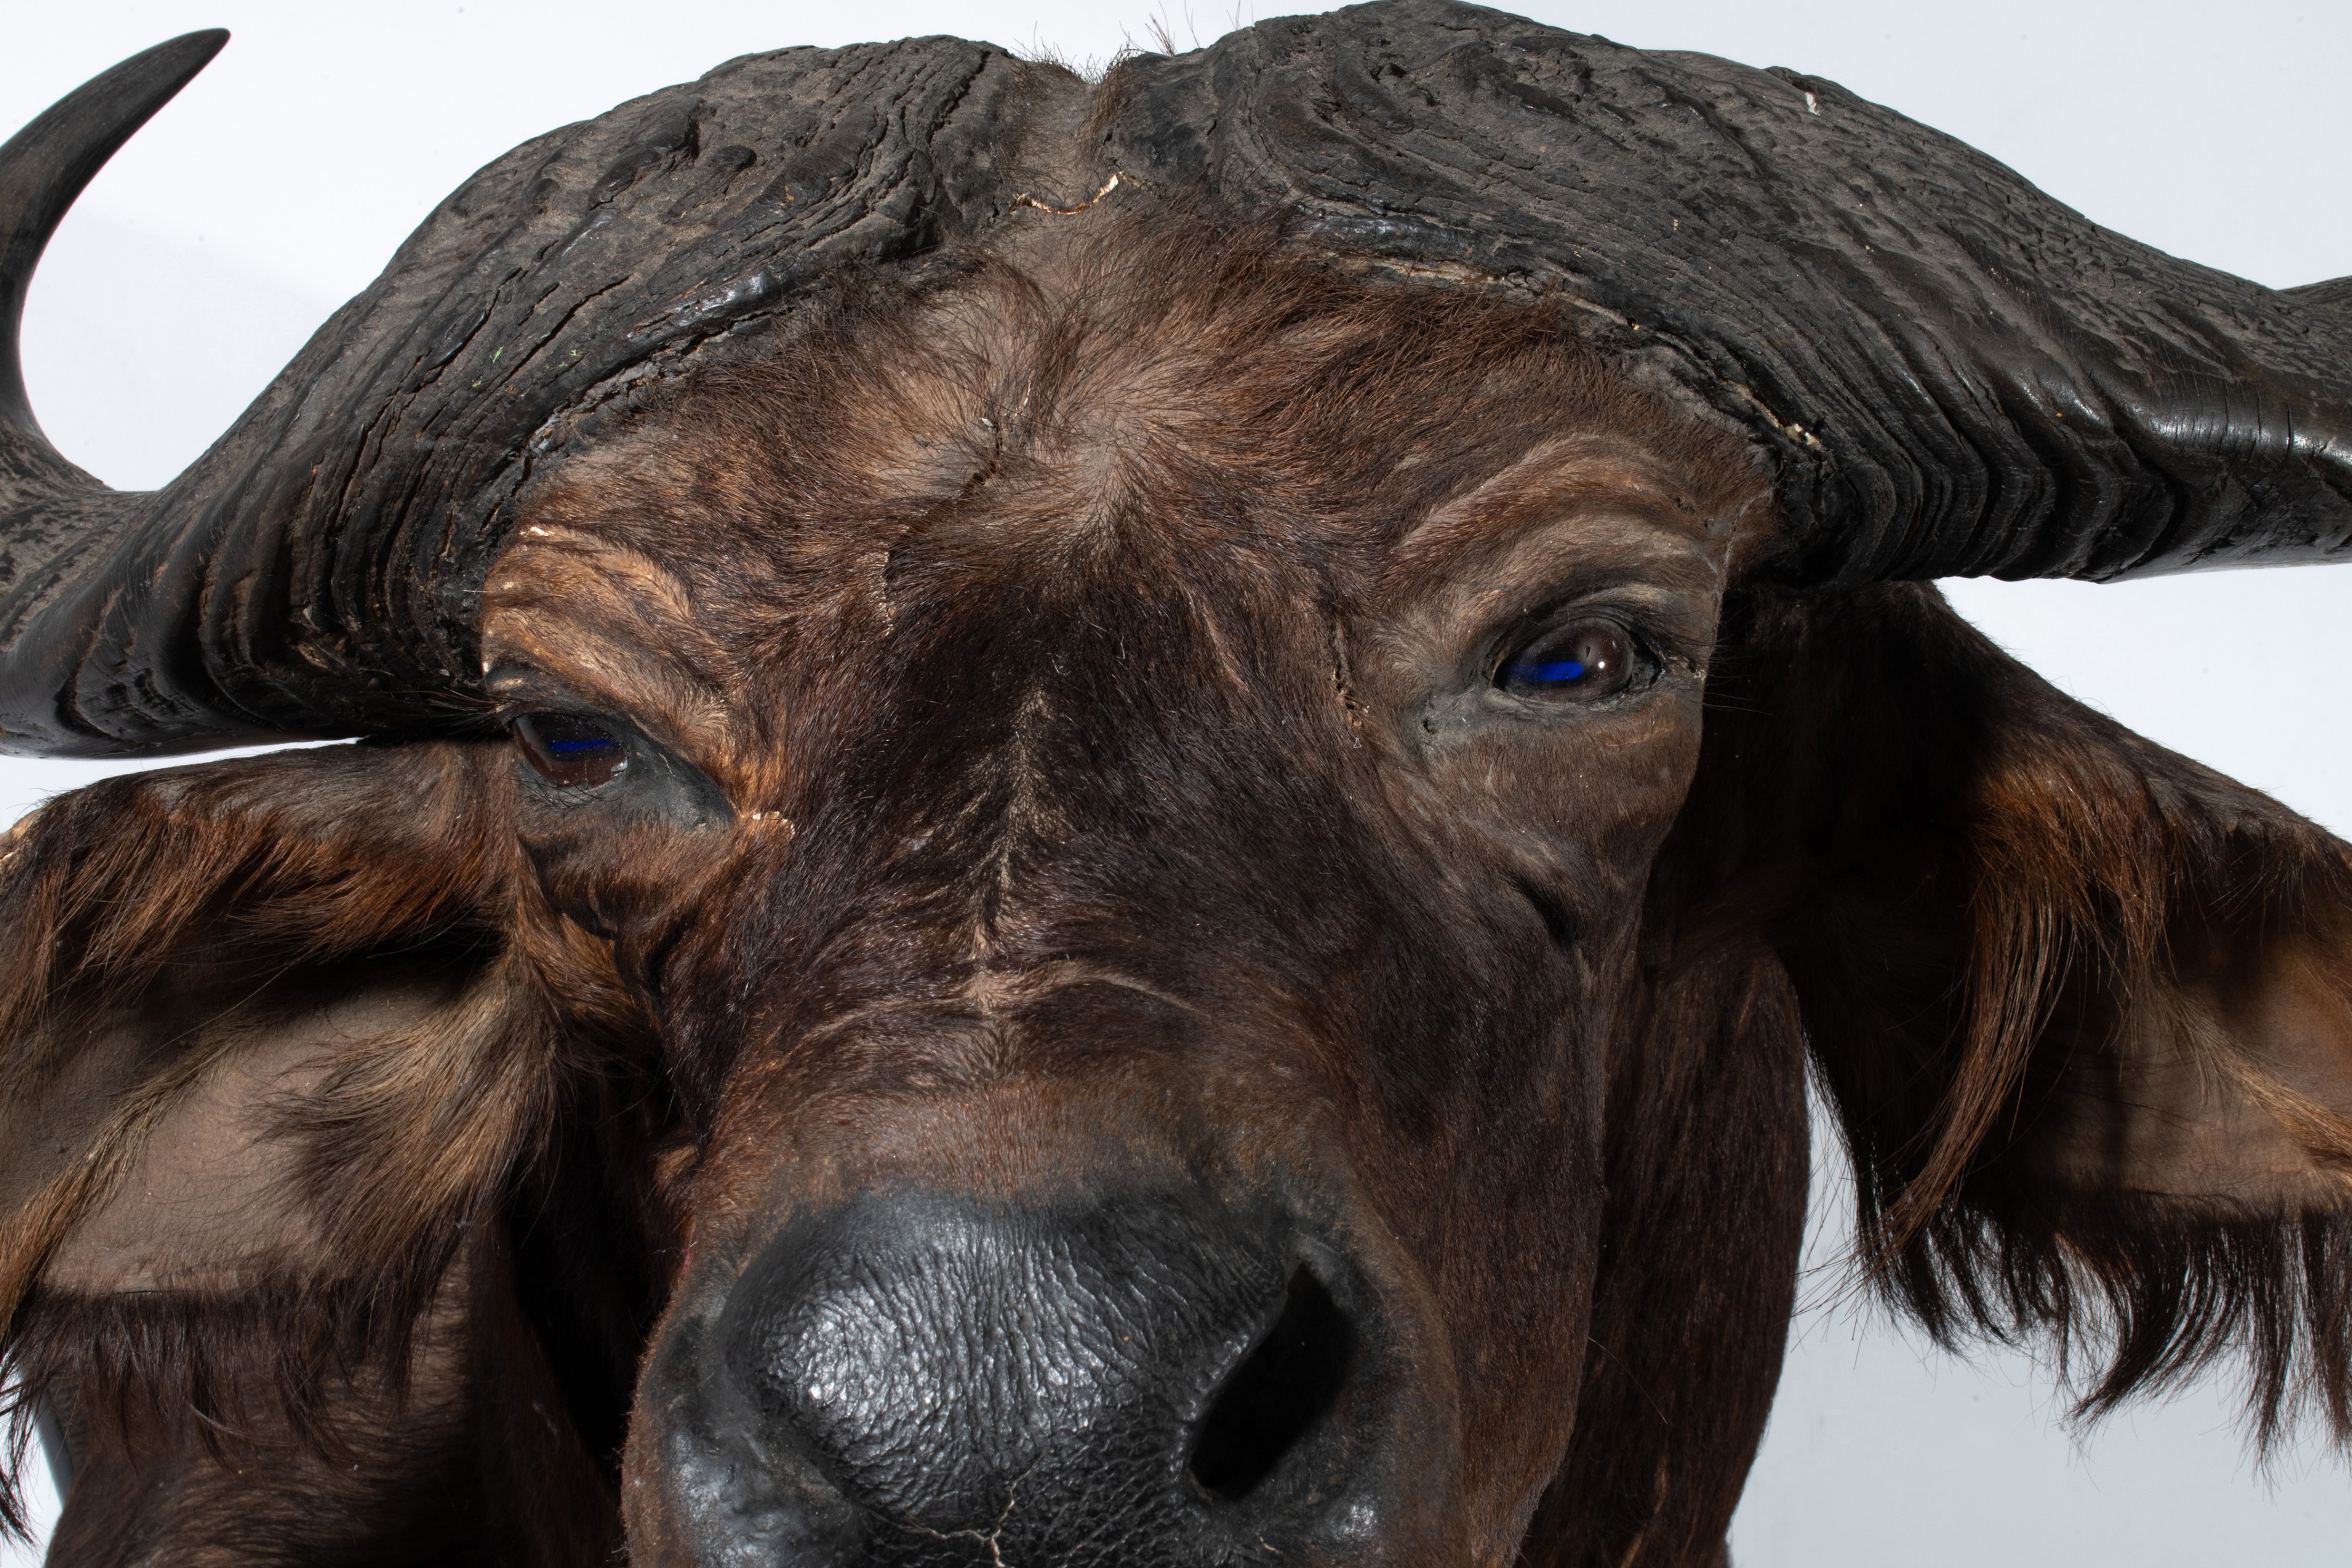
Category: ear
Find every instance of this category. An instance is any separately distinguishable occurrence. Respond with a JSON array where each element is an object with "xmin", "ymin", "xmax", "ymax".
[
  {"xmin": 0, "ymin": 742, "xmax": 642, "ymax": 1520},
  {"xmin": 1677, "ymin": 582, "xmax": 2352, "ymax": 1442}
]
